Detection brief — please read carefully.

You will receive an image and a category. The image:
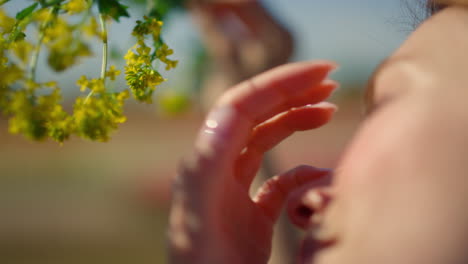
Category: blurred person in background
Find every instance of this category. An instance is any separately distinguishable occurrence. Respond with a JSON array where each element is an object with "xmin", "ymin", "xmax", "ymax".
[
  {"xmin": 188, "ymin": 0, "xmax": 293, "ymax": 108},
  {"xmin": 169, "ymin": 0, "xmax": 468, "ymax": 263}
]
